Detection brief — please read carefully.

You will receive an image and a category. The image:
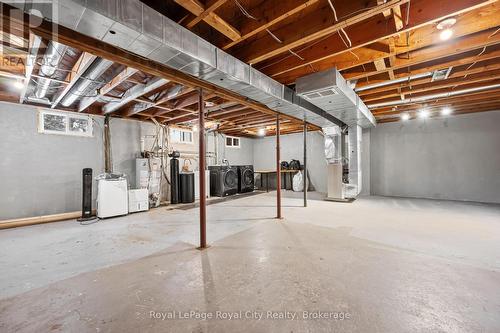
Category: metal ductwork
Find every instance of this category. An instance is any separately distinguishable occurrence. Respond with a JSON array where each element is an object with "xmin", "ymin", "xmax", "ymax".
[
  {"xmin": 296, "ymin": 68, "xmax": 376, "ymax": 127},
  {"xmin": 60, "ymin": 58, "xmax": 114, "ymax": 107},
  {"xmin": 33, "ymin": 41, "xmax": 67, "ymax": 99},
  {"xmin": 367, "ymin": 83, "xmax": 500, "ymax": 109},
  {"xmin": 7, "ymin": 0, "xmax": 373, "ymax": 128}
]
